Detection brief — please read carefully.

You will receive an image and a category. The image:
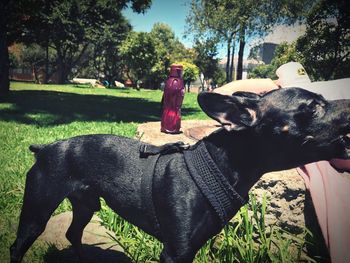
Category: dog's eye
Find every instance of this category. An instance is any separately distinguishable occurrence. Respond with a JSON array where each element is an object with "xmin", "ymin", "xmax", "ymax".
[
  {"xmin": 295, "ymin": 100, "xmax": 324, "ymax": 124},
  {"xmin": 306, "ymin": 100, "xmax": 325, "ymax": 116}
]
